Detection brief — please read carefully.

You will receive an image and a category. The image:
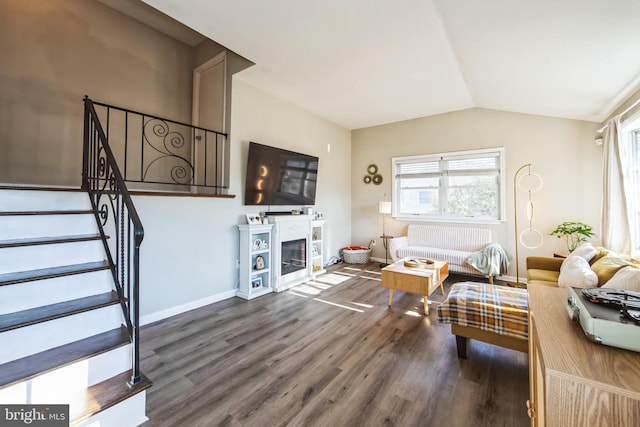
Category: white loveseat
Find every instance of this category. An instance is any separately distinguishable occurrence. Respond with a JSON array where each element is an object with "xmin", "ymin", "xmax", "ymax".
[{"xmin": 389, "ymin": 224, "xmax": 493, "ymax": 277}]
